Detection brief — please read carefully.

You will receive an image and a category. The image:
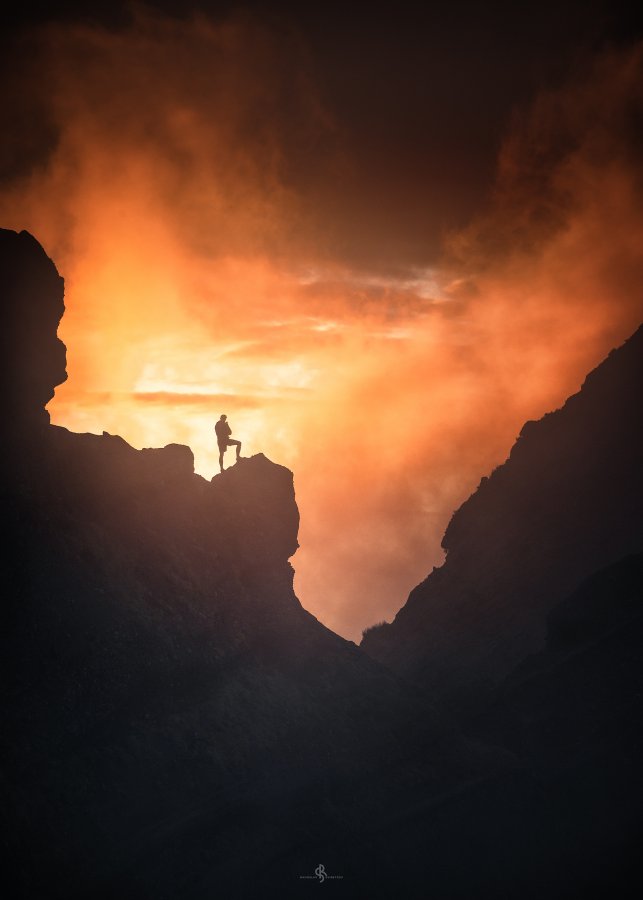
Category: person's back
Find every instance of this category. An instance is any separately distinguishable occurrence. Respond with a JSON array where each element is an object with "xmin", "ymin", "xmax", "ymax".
[
  {"xmin": 215, "ymin": 414, "xmax": 240, "ymax": 472},
  {"xmin": 215, "ymin": 417, "xmax": 231, "ymax": 444}
]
